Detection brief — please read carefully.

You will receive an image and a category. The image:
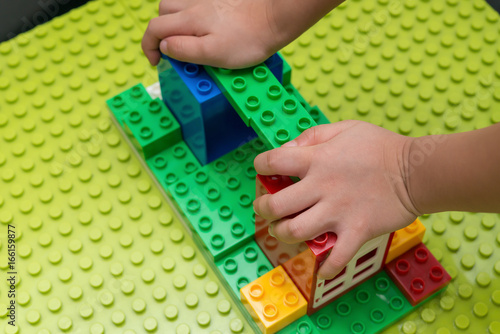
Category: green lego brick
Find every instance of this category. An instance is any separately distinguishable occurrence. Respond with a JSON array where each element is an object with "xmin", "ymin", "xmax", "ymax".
[
  {"xmin": 309, "ymin": 271, "xmax": 414, "ymax": 333},
  {"xmin": 146, "ymin": 141, "xmax": 202, "ymax": 192},
  {"xmin": 216, "ymin": 240, "xmax": 273, "ymax": 298},
  {"xmin": 0, "ymin": 1, "xmax": 254, "ymax": 333},
  {"xmin": 283, "ymin": 84, "xmax": 330, "ymax": 125},
  {"xmin": 169, "ymin": 138, "xmax": 266, "ymax": 261},
  {"xmin": 106, "ymin": 83, "xmax": 152, "ymax": 126},
  {"xmin": 205, "ymin": 64, "xmax": 316, "ymax": 149},
  {"xmin": 278, "ymin": 314, "xmax": 320, "ymax": 334},
  {"xmin": 123, "ymin": 98, "xmax": 182, "ymax": 159}
]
